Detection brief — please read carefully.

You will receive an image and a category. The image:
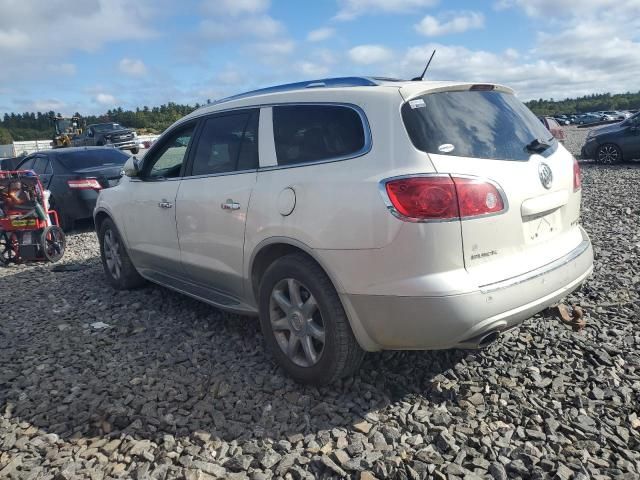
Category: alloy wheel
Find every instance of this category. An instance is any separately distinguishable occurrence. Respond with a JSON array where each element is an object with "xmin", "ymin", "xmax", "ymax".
[
  {"xmin": 103, "ymin": 229, "xmax": 122, "ymax": 279},
  {"xmin": 269, "ymin": 278, "xmax": 326, "ymax": 367},
  {"xmin": 598, "ymin": 145, "xmax": 620, "ymax": 164}
]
